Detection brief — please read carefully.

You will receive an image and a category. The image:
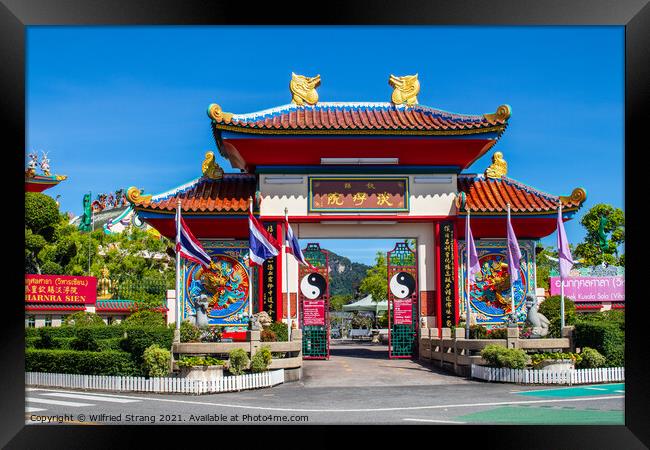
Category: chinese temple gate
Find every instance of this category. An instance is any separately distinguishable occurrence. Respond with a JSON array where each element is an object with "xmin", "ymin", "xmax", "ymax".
[{"xmin": 128, "ymin": 73, "xmax": 586, "ymax": 343}]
